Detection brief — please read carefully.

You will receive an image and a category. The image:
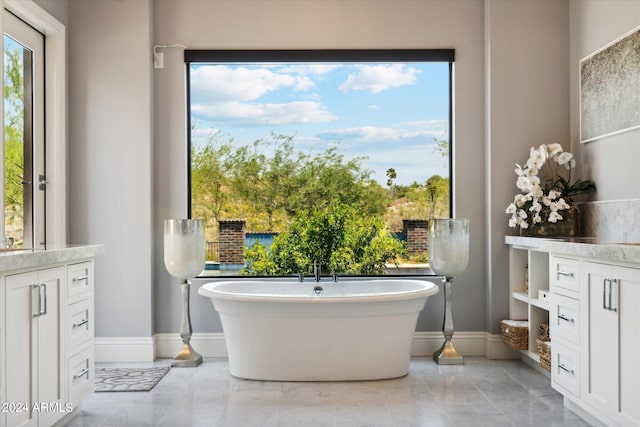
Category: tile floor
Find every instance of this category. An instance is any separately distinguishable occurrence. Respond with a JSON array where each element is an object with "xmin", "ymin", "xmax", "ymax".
[{"xmin": 63, "ymin": 357, "xmax": 590, "ymax": 427}]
